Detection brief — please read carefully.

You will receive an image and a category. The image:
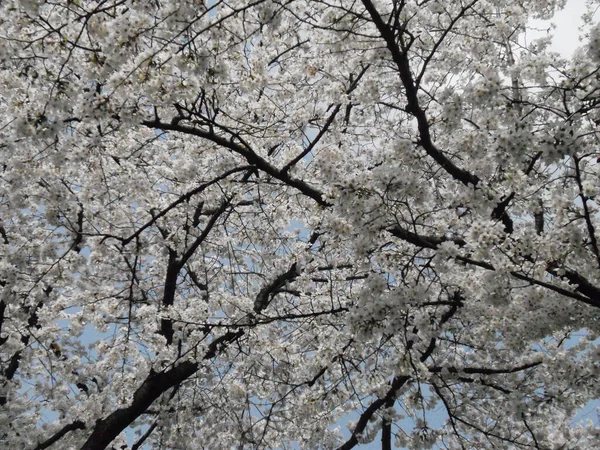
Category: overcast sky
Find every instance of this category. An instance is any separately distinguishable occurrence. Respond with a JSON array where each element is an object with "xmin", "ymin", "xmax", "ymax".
[{"xmin": 527, "ymin": 0, "xmax": 591, "ymax": 56}]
